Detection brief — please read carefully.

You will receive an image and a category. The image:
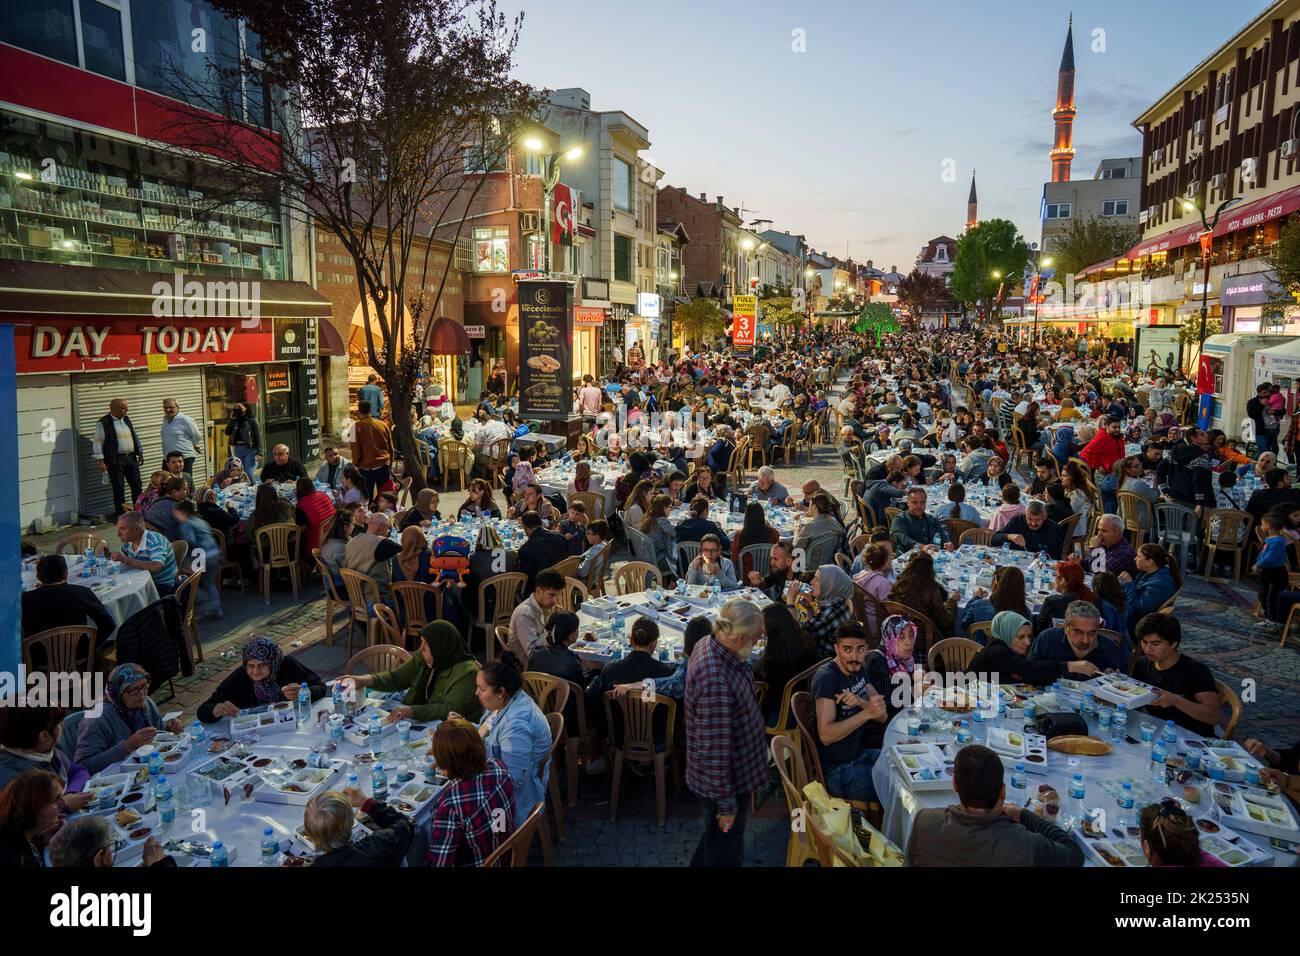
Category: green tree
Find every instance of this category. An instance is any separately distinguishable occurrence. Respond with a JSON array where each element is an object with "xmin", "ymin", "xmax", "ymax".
[
  {"xmin": 675, "ymin": 297, "xmax": 725, "ymax": 348},
  {"xmin": 758, "ymin": 295, "xmax": 802, "ymax": 339},
  {"xmin": 950, "ymin": 219, "xmax": 1031, "ymax": 322},
  {"xmin": 1047, "ymin": 215, "xmax": 1140, "ymax": 277},
  {"xmin": 896, "ymin": 268, "xmax": 947, "ymax": 327},
  {"xmin": 1267, "ymin": 218, "xmax": 1300, "ymax": 301}
]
